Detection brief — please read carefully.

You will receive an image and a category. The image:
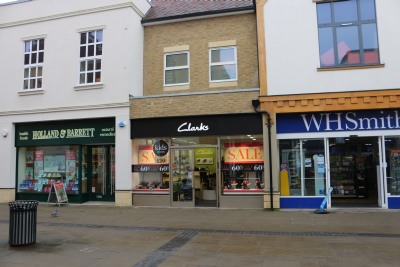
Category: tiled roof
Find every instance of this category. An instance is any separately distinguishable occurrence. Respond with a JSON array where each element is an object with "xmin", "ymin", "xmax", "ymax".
[{"xmin": 143, "ymin": 0, "xmax": 254, "ymax": 23}]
